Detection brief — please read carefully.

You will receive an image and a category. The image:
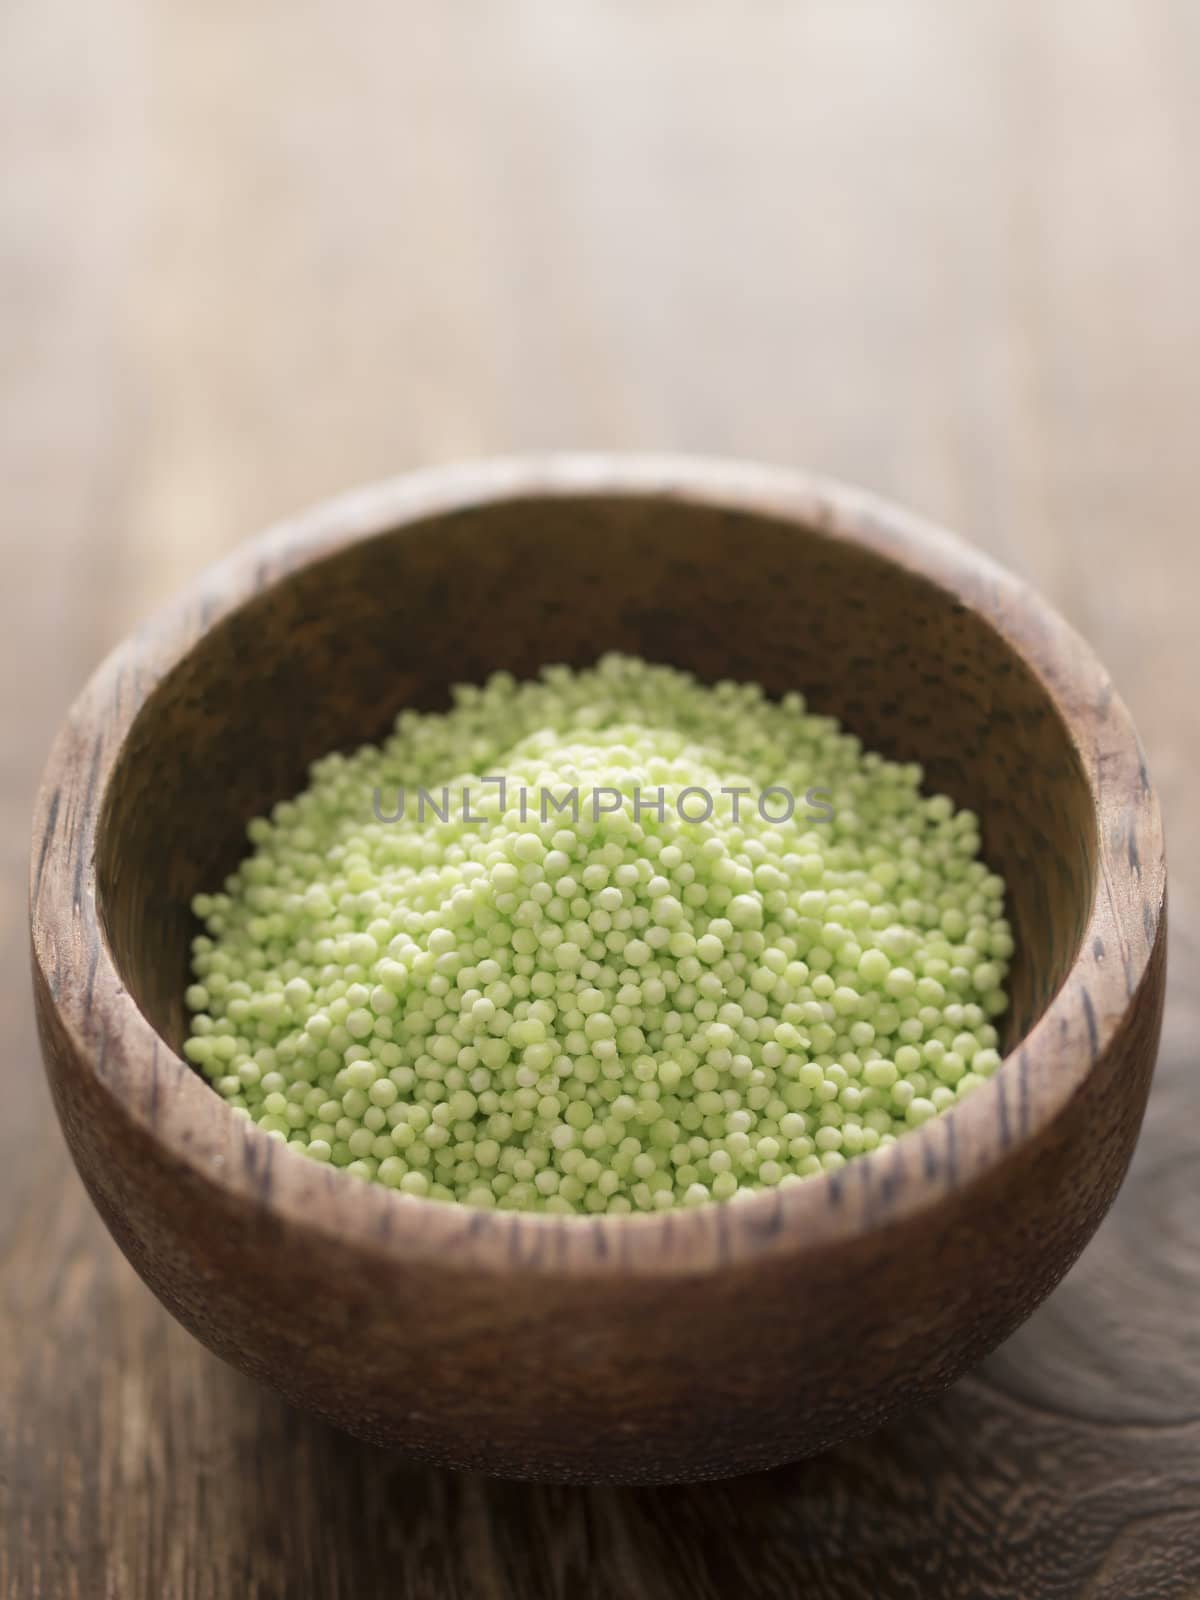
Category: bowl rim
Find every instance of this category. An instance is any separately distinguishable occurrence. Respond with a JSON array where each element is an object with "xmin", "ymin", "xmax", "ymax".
[{"xmin": 29, "ymin": 454, "xmax": 1166, "ymax": 1278}]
